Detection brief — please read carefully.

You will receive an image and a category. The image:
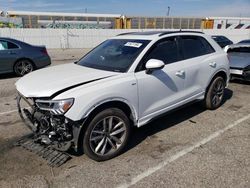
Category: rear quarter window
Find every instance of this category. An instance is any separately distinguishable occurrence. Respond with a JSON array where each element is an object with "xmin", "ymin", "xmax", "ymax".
[{"xmin": 8, "ymin": 41, "xmax": 19, "ymax": 49}]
